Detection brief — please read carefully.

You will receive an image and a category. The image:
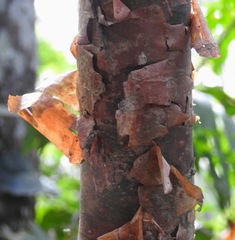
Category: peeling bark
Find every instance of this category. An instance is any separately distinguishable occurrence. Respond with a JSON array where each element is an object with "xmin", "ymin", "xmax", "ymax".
[{"xmin": 77, "ymin": 0, "xmax": 197, "ymax": 239}]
